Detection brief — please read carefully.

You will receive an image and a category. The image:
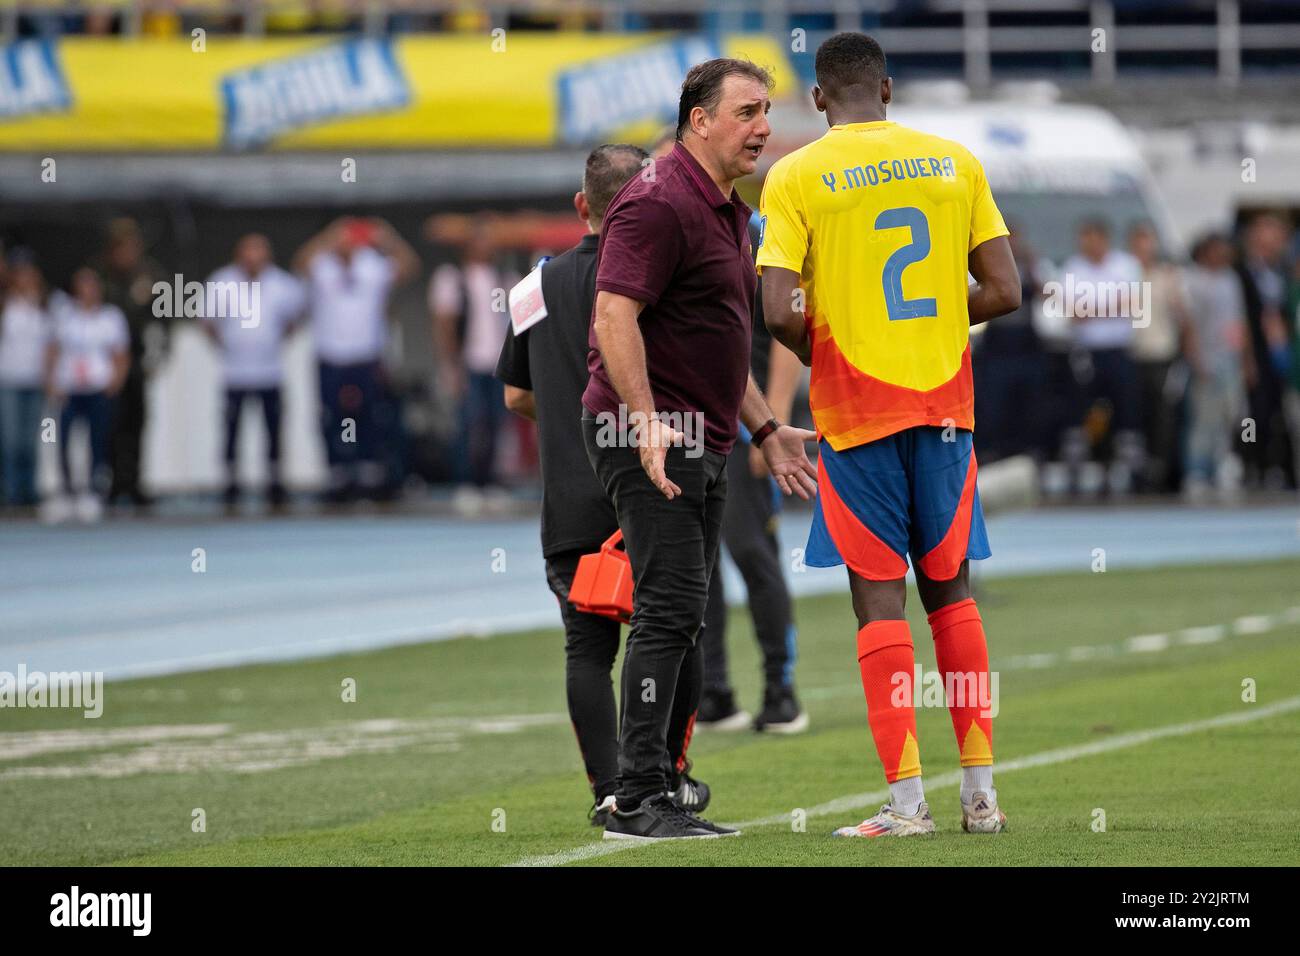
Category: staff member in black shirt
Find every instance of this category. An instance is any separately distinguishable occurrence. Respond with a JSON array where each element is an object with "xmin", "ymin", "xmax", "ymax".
[
  {"xmin": 495, "ymin": 144, "xmax": 712, "ymax": 827},
  {"xmin": 699, "ymin": 209, "xmax": 808, "ymax": 734}
]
